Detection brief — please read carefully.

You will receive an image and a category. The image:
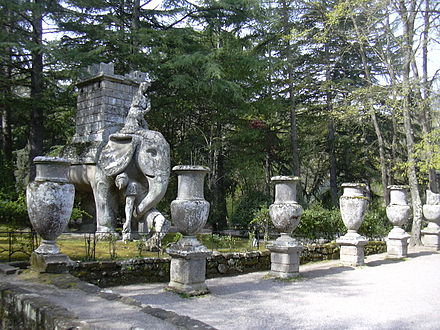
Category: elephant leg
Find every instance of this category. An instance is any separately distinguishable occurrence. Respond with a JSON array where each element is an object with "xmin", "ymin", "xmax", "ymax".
[{"xmin": 93, "ymin": 169, "xmax": 119, "ymax": 235}]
